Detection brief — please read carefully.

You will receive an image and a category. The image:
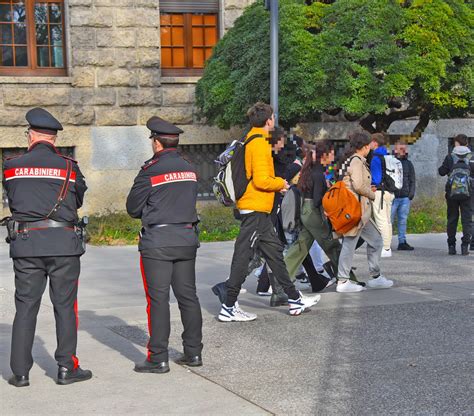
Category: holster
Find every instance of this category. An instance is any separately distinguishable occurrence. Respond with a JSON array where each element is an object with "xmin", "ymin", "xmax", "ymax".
[
  {"xmin": 193, "ymin": 216, "xmax": 201, "ymax": 248},
  {"xmin": 0, "ymin": 217, "xmax": 17, "ymax": 244},
  {"xmin": 75, "ymin": 216, "xmax": 89, "ymax": 252}
]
